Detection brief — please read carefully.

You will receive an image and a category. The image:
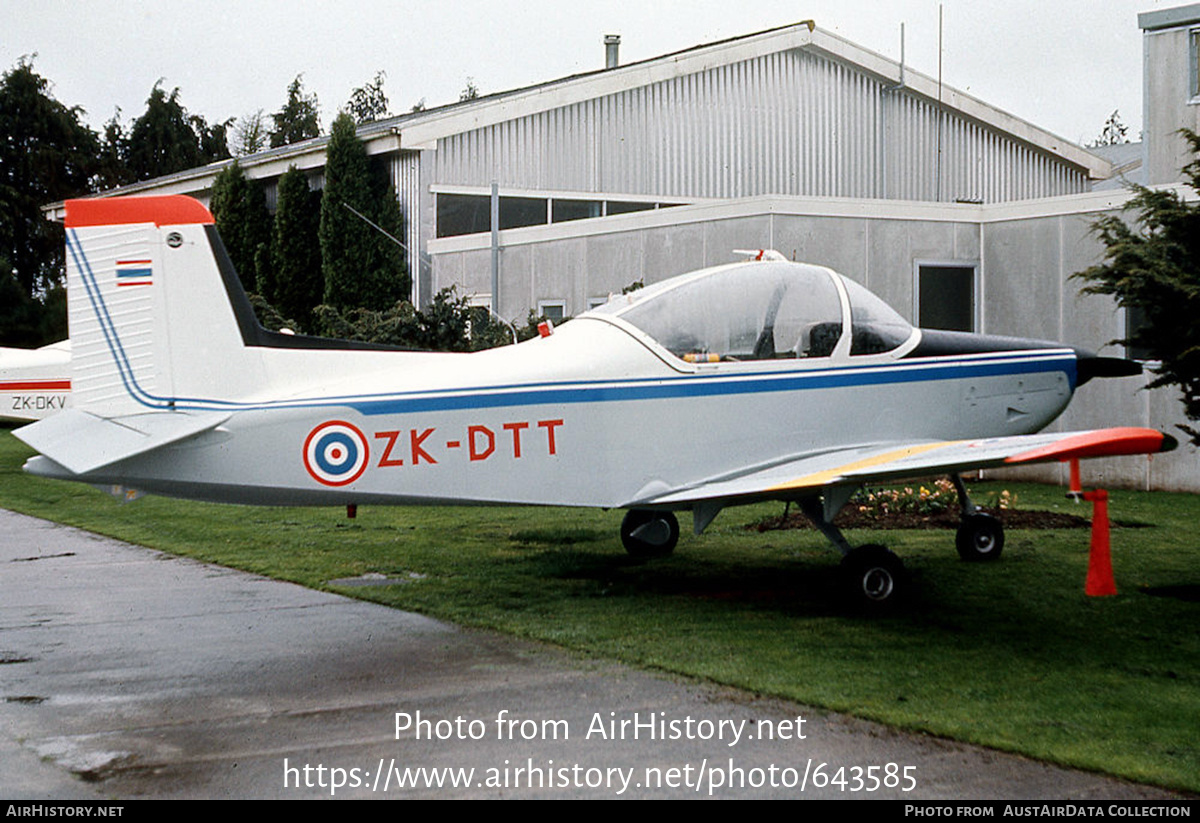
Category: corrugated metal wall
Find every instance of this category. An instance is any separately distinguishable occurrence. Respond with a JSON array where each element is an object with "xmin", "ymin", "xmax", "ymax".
[
  {"xmin": 434, "ymin": 48, "xmax": 1087, "ymax": 202},
  {"xmin": 391, "ymin": 151, "xmax": 422, "ymax": 274}
]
